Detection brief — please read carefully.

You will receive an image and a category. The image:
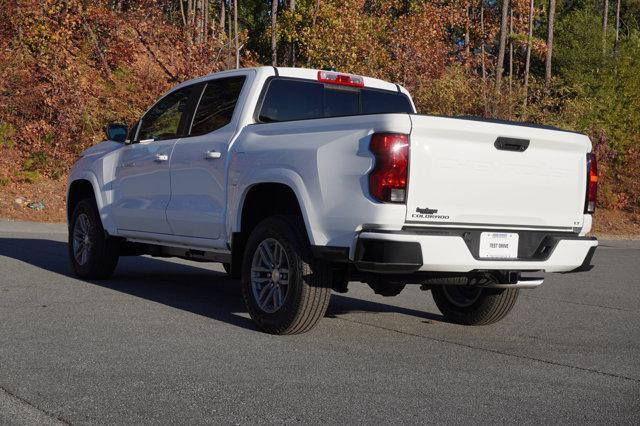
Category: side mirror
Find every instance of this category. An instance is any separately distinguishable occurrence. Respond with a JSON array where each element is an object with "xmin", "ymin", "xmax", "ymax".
[{"xmin": 105, "ymin": 123, "xmax": 128, "ymax": 143}]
